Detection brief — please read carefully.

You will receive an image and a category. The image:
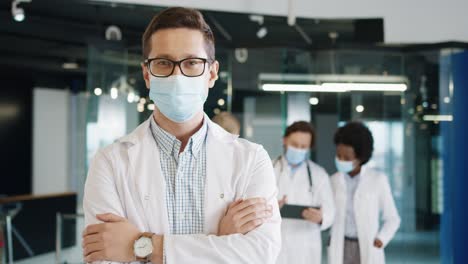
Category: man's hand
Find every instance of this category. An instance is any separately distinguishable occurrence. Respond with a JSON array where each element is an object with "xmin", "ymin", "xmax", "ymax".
[
  {"xmin": 278, "ymin": 195, "xmax": 288, "ymax": 209},
  {"xmin": 374, "ymin": 238, "xmax": 383, "ymax": 248},
  {"xmin": 302, "ymin": 207, "xmax": 323, "ymax": 224},
  {"xmin": 82, "ymin": 213, "xmax": 140, "ymax": 263},
  {"xmin": 218, "ymin": 198, "xmax": 272, "ymax": 236}
]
